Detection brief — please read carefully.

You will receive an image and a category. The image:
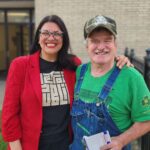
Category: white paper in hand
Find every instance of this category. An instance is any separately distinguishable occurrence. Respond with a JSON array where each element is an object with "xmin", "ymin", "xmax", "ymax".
[{"xmin": 83, "ymin": 131, "xmax": 111, "ymax": 150}]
